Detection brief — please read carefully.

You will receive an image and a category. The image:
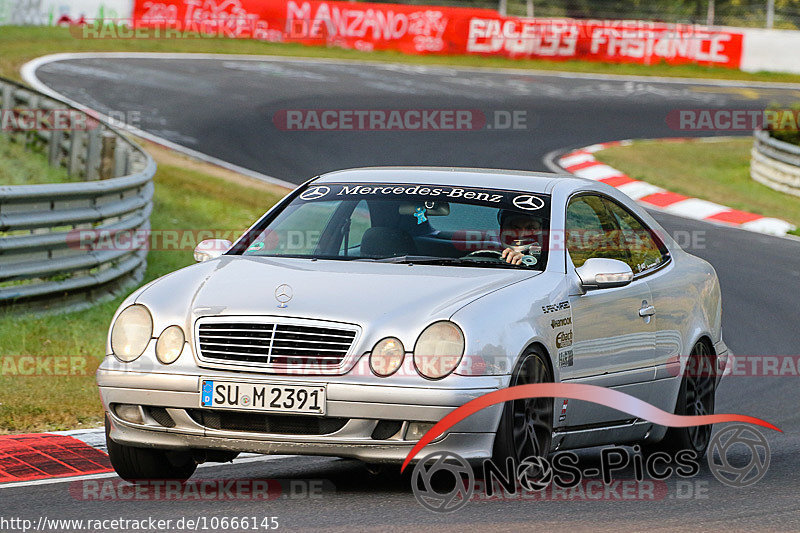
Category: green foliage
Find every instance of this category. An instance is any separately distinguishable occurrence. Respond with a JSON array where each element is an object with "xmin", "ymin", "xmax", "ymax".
[
  {"xmin": 766, "ymin": 102, "xmax": 800, "ymax": 146},
  {"xmin": 0, "ymin": 133, "xmax": 74, "ymax": 185}
]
